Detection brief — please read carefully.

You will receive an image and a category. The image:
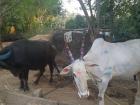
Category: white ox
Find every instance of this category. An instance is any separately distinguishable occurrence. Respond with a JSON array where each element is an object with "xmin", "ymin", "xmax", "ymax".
[{"xmin": 60, "ymin": 38, "xmax": 140, "ymax": 105}]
